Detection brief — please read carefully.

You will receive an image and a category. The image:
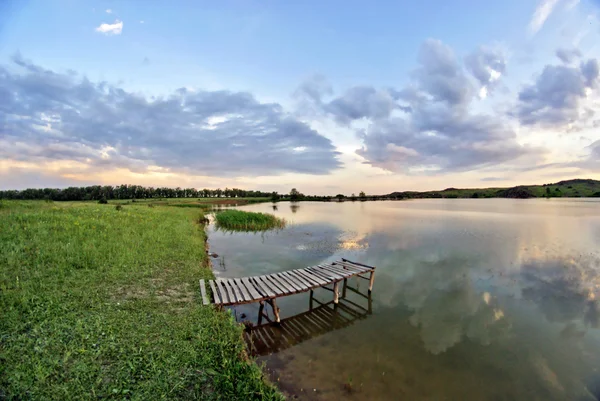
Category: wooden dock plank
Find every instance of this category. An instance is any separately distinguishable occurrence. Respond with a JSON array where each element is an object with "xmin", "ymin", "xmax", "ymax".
[
  {"xmin": 227, "ymin": 279, "xmax": 244, "ymax": 303},
  {"xmin": 307, "ymin": 267, "xmax": 338, "ymax": 281},
  {"xmin": 214, "ymin": 279, "xmax": 229, "ymax": 304},
  {"xmin": 233, "ymin": 278, "xmax": 252, "ymax": 302},
  {"xmin": 341, "ymin": 258, "xmax": 376, "ymax": 270},
  {"xmin": 241, "ymin": 277, "xmax": 262, "ymax": 299},
  {"xmin": 324, "ymin": 263, "xmax": 359, "ymax": 277},
  {"xmin": 296, "ymin": 268, "xmax": 327, "ymax": 285},
  {"xmin": 335, "ymin": 260, "xmax": 373, "ymax": 273},
  {"xmin": 252, "ymin": 276, "xmax": 276, "ymax": 298},
  {"xmin": 199, "ymin": 279, "xmax": 210, "ymax": 305},
  {"xmin": 318, "ymin": 264, "xmax": 352, "ymax": 279},
  {"xmin": 275, "ymin": 272, "xmax": 303, "ymax": 292},
  {"xmin": 280, "ymin": 271, "xmax": 306, "ymax": 290},
  {"xmin": 260, "ymin": 275, "xmax": 285, "ymax": 294},
  {"xmin": 217, "ymin": 279, "xmax": 234, "ymax": 304},
  {"xmin": 269, "ymin": 274, "xmax": 295, "ymax": 294},
  {"xmin": 286, "ymin": 270, "xmax": 313, "ymax": 288},
  {"xmin": 313, "ymin": 265, "xmax": 346, "ymax": 279},
  {"xmin": 209, "ymin": 280, "xmax": 221, "ymax": 304}
]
